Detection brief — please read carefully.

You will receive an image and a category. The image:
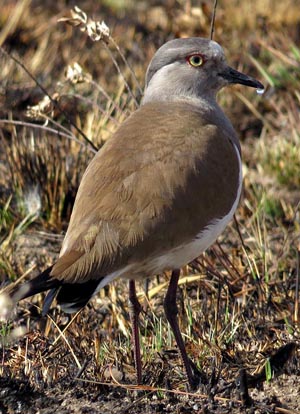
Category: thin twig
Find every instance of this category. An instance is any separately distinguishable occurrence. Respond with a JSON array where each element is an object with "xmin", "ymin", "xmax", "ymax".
[
  {"xmin": 74, "ymin": 377, "xmax": 300, "ymax": 413},
  {"xmin": 233, "ymin": 90, "xmax": 272, "ymax": 130},
  {"xmin": 214, "ymin": 242, "xmax": 242, "ymax": 281},
  {"xmin": 294, "ymin": 246, "xmax": 299, "ymax": 323},
  {"xmin": 0, "ymin": 46, "xmax": 98, "ymax": 152},
  {"xmin": 210, "ymin": 0, "xmax": 218, "ymax": 40},
  {"xmin": 88, "ymin": 79, "xmax": 125, "ymax": 115},
  {"xmin": 0, "ymin": 265, "xmax": 36, "ymax": 294},
  {"xmin": 47, "ymin": 312, "xmax": 82, "ymax": 369},
  {"xmin": 69, "ymin": 94, "xmax": 122, "ymax": 126},
  {"xmin": 233, "ymin": 214, "xmax": 248, "ymax": 254},
  {"xmin": 102, "ymin": 42, "xmax": 139, "ymax": 108},
  {"xmin": 0, "ymin": 119, "xmax": 97, "ymax": 154},
  {"xmin": 109, "ymin": 36, "xmax": 143, "ymax": 96}
]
